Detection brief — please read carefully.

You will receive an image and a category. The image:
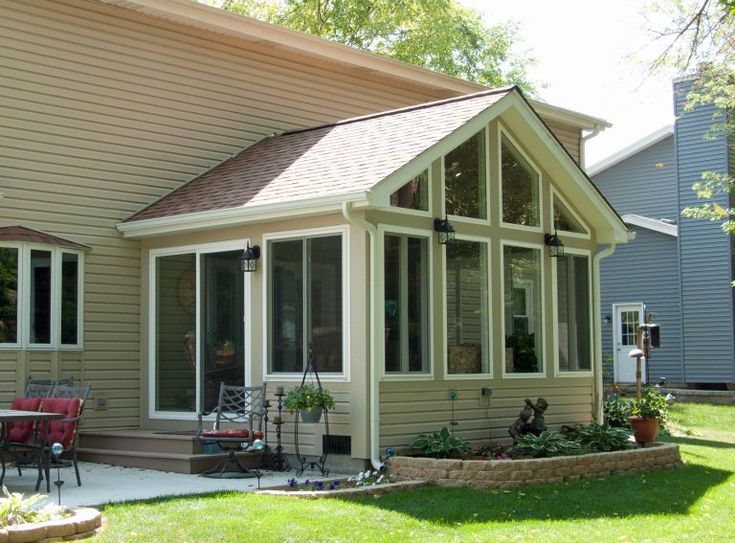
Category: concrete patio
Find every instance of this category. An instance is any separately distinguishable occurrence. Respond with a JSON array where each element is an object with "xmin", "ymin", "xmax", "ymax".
[{"xmin": 1, "ymin": 462, "xmax": 350, "ymax": 508}]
